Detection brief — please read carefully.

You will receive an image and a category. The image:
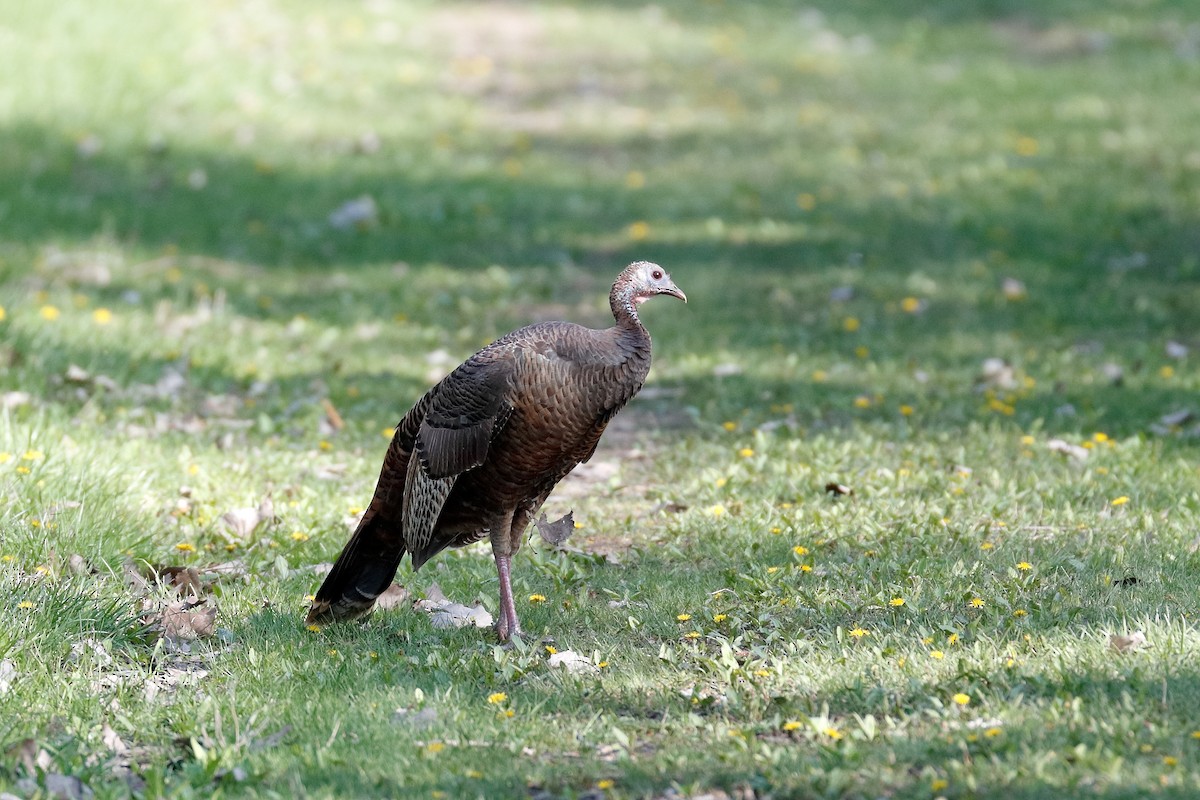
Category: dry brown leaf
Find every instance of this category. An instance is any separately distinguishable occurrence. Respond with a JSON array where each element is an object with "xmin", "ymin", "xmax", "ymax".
[
  {"xmin": 547, "ymin": 650, "xmax": 599, "ymax": 675},
  {"xmin": 374, "ymin": 583, "xmax": 410, "ymax": 611},
  {"xmin": 0, "ymin": 659, "xmax": 15, "ymax": 696},
  {"xmin": 1109, "ymin": 631, "xmax": 1147, "ymax": 653},
  {"xmin": 321, "ymin": 398, "xmax": 345, "ymax": 431},
  {"xmin": 148, "ymin": 598, "xmax": 217, "ymax": 641},
  {"xmin": 101, "ymin": 723, "xmax": 128, "ymax": 756},
  {"xmin": 825, "ymin": 482, "xmax": 853, "ymax": 496},
  {"xmin": 1047, "ymin": 438, "xmax": 1089, "ymax": 461},
  {"xmin": 536, "ymin": 511, "xmax": 576, "ymax": 547},
  {"xmin": 220, "ymin": 497, "xmax": 275, "ymax": 540}
]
